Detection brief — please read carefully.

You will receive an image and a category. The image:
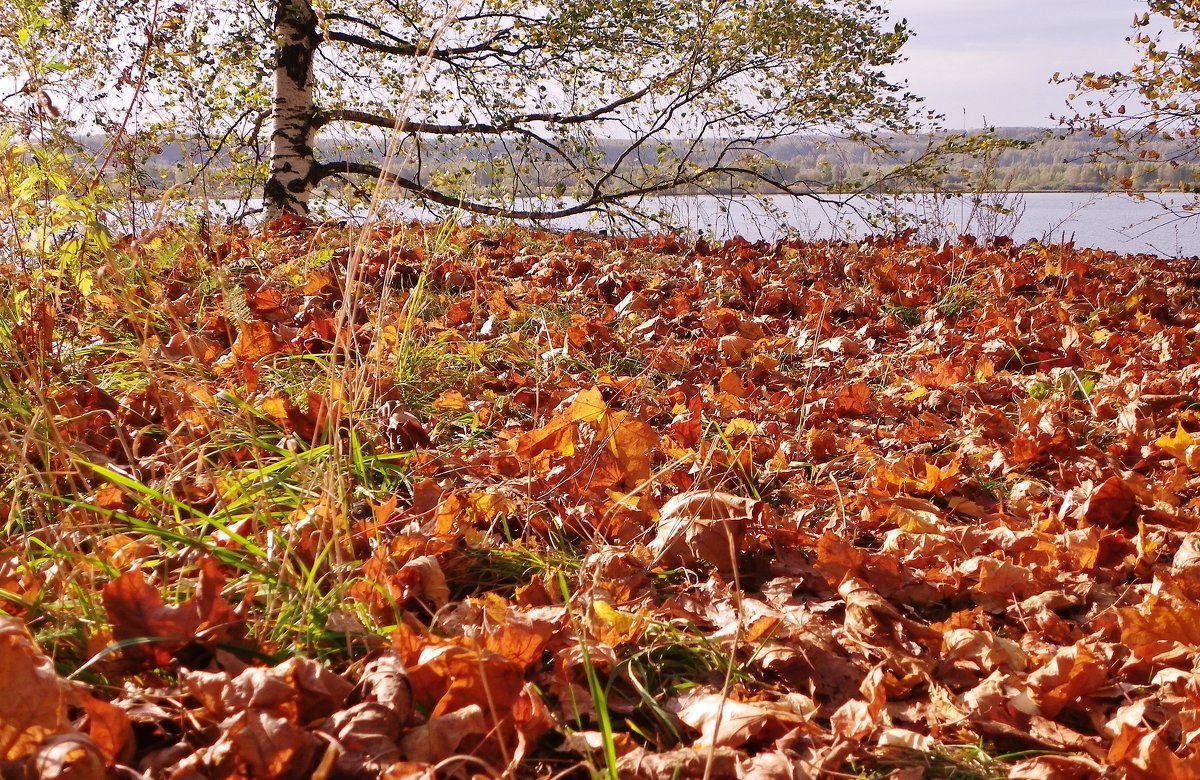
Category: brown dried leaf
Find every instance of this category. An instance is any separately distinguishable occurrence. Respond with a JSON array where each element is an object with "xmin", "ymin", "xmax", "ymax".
[
  {"xmin": 1008, "ymin": 754, "xmax": 1106, "ymax": 780},
  {"xmin": 101, "ymin": 561, "xmax": 235, "ymax": 668},
  {"xmin": 1119, "ymin": 587, "xmax": 1200, "ymax": 661},
  {"xmin": 598, "ymin": 410, "xmax": 657, "ymax": 488},
  {"xmin": 78, "ymin": 693, "xmax": 133, "ymax": 765},
  {"xmin": 1025, "ymin": 641, "xmax": 1109, "ymax": 718},
  {"xmin": 830, "ymin": 698, "xmax": 876, "ymax": 741},
  {"xmin": 231, "ymin": 319, "xmax": 286, "ymax": 361},
  {"xmin": 669, "ymin": 689, "xmax": 807, "ymax": 748},
  {"xmin": 357, "ymin": 653, "xmax": 413, "ymax": 724},
  {"xmin": 839, "ymin": 577, "xmax": 941, "ymax": 653},
  {"xmin": 647, "ymin": 491, "xmax": 757, "ymax": 575},
  {"xmin": 942, "ymin": 628, "xmax": 1028, "ymax": 673},
  {"xmin": 1078, "ymin": 476, "xmax": 1140, "ymax": 529},
  {"xmin": 29, "ymin": 733, "xmax": 105, "ymax": 780},
  {"xmin": 1108, "ymin": 722, "xmax": 1200, "ymax": 780},
  {"xmin": 398, "ymin": 705, "xmax": 489, "ymax": 766},
  {"xmin": 205, "ymin": 710, "xmax": 319, "ymax": 779},
  {"xmin": 320, "ymin": 702, "xmax": 403, "ymax": 777},
  {"xmin": 0, "ymin": 616, "xmax": 69, "ymax": 761},
  {"xmin": 182, "ymin": 656, "xmax": 353, "ymax": 724},
  {"xmin": 616, "ymin": 746, "xmax": 740, "ymax": 780}
]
